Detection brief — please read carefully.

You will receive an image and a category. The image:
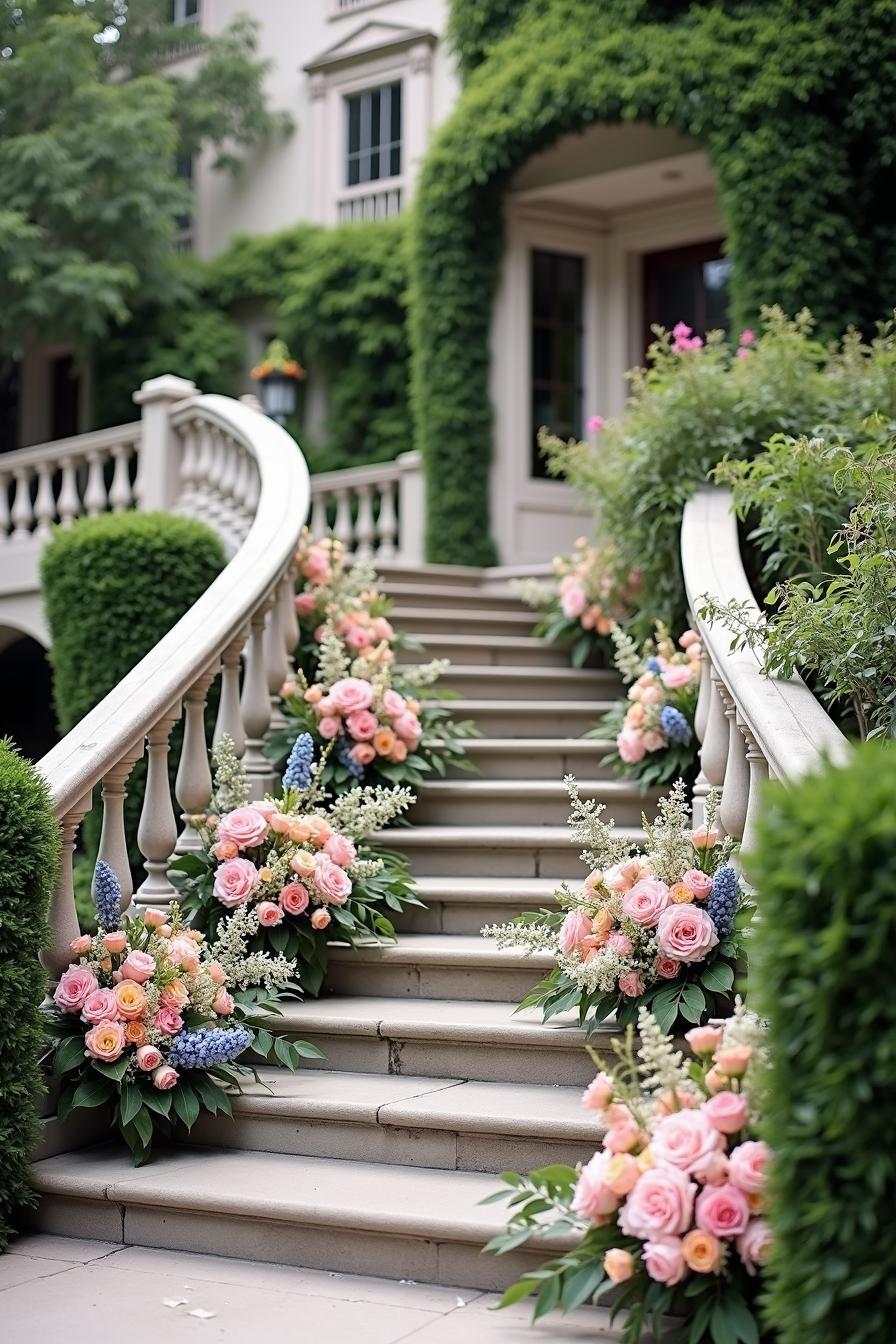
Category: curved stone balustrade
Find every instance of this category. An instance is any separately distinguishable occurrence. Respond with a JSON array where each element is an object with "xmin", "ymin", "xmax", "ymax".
[
  {"xmin": 681, "ymin": 486, "xmax": 850, "ymax": 868},
  {"xmin": 36, "ymin": 389, "xmax": 309, "ymax": 975},
  {"xmin": 309, "ymin": 450, "xmax": 423, "ymax": 563}
]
